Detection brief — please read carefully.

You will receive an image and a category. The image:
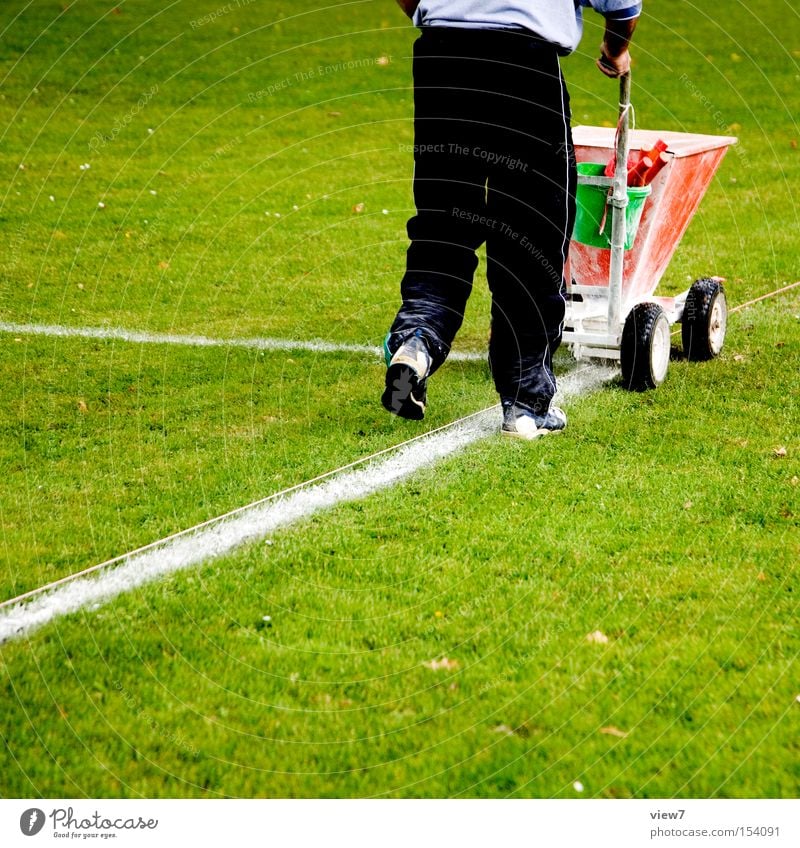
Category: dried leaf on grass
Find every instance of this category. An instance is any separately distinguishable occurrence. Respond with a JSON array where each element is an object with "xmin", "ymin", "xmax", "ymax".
[
  {"xmin": 492, "ymin": 722, "xmax": 531, "ymax": 738},
  {"xmin": 423, "ymin": 656, "xmax": 459, "ymax": 671},
  {"xmin": 600, "ymin": 725, "xmax": 629, "ymax": 738}
]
